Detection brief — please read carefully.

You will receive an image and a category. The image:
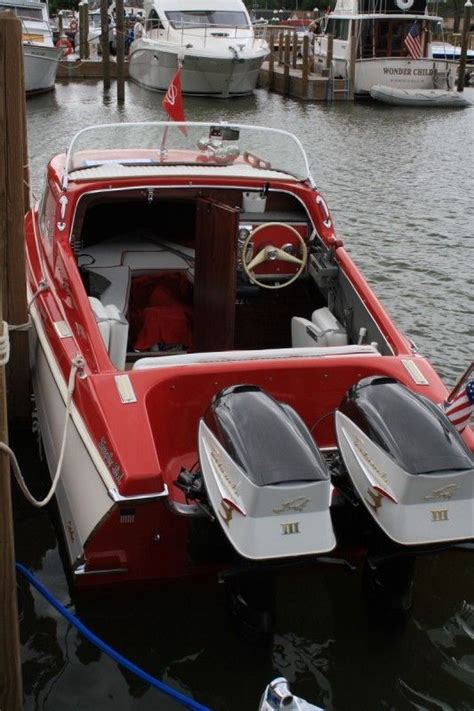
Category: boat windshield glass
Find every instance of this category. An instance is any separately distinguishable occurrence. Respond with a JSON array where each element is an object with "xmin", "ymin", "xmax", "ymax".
[
  {"xmin": 0, "ymin": 4, "xmax": 43, "ymax": 19},
  {"xmin": 65, "ymin": 122, "xmax": 312, "ymax": 185},
  {"xmin": 165, "ymin": 11, "xmax": 249, "ymax": 29}
]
